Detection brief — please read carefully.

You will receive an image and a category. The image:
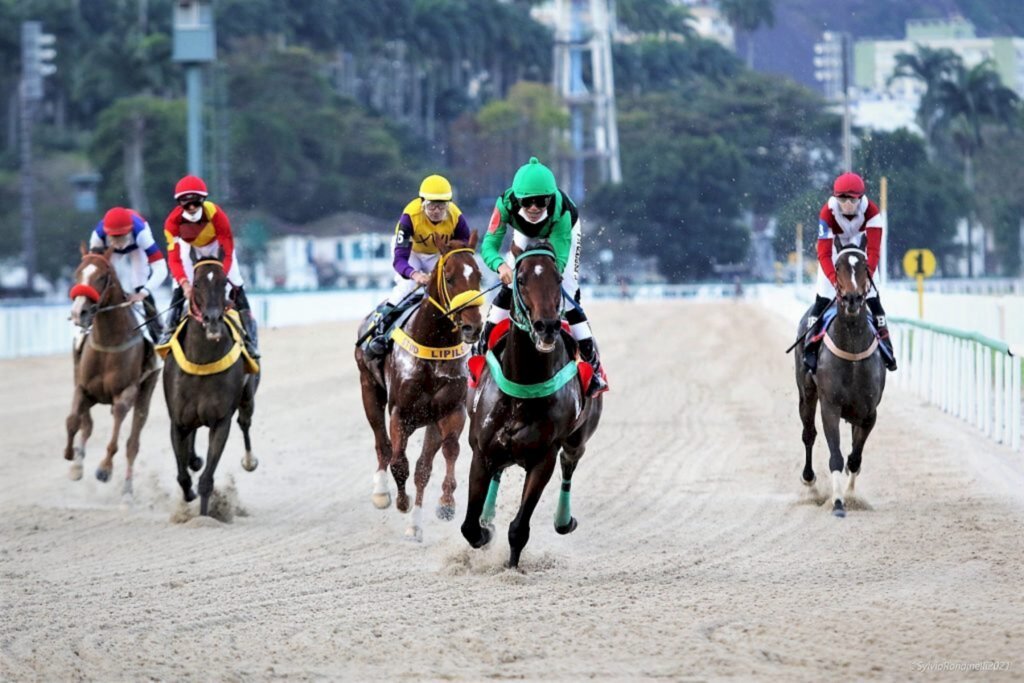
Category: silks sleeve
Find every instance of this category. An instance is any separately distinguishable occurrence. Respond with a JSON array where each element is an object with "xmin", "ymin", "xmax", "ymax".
[{"xmin": 481, "ymin": 202, "xmax": 509, "ymax": 272}]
